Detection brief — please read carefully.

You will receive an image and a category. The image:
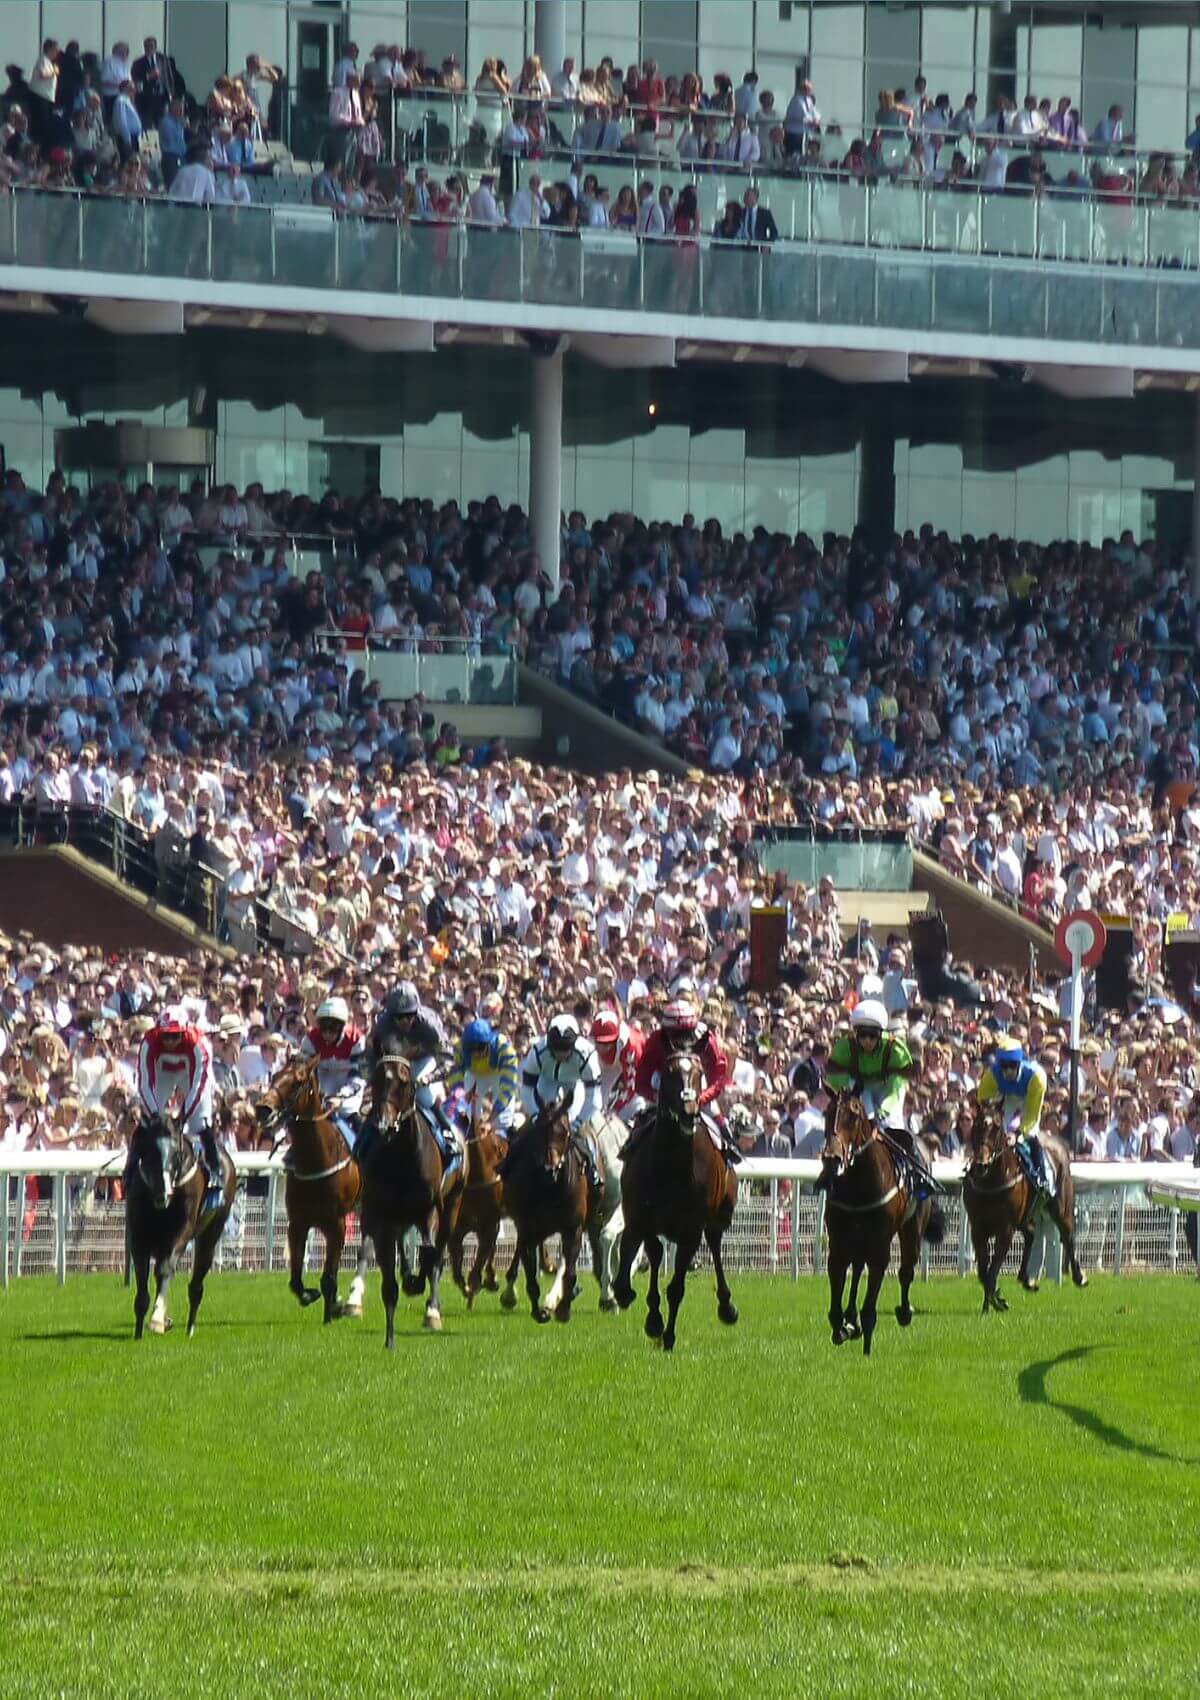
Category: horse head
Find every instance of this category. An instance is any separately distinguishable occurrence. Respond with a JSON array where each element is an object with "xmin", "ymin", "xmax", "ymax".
[
  {"xmin": 136, "ymin": 1114, "xmax": 186, "ymax": 1211},
  {"xmin": 371, "ymin": 1053, "xmax": 417, "ymax": 1137},
  {"xmin": 534, "ymin": 1092, "xmax": 573, "ymax": 1179},
  {"xmin": 256, "ymin": 1056, "xmax": 322, "ymax": 1135},
  {"xmin": 967, "ymin": 1108, "xmax": 1008, "ymax": 1174},
  {"xmin": 819, "ymin": 1092, "xmax": 877, "ymax": 1181},
  {"xmin": 659, "ymin": 1054, "xmax": 705, "ymax": 1136}
]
